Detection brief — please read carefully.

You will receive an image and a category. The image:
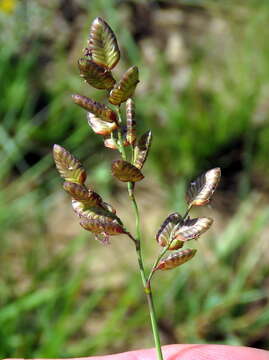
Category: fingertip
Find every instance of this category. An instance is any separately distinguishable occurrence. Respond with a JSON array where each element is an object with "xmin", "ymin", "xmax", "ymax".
[
  {"xmin": 109, "ymin": 344, "xmax": 269, "ymax": 360},
  {"xmin": 160, "ymin": 344, "xmax": 269, "ymax": 360}
]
